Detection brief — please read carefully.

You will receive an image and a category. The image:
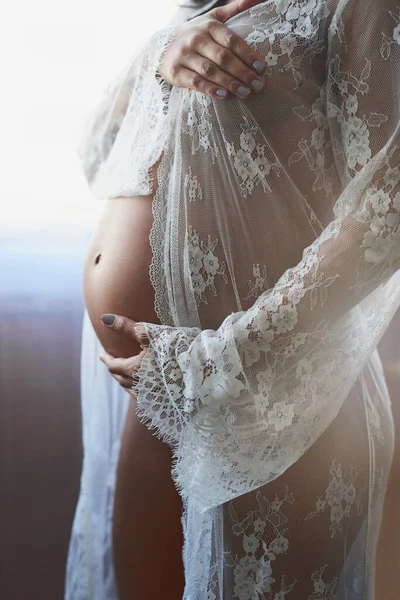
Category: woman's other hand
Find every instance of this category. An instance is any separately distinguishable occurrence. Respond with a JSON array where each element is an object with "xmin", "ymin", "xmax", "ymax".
[
  {"xmin": 159, "ymin": 0, "xmax": 266, "ymax": 100},
  {"xmin": 99, "ymin": 314, "xmax": 149, "ymax": 390}
]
